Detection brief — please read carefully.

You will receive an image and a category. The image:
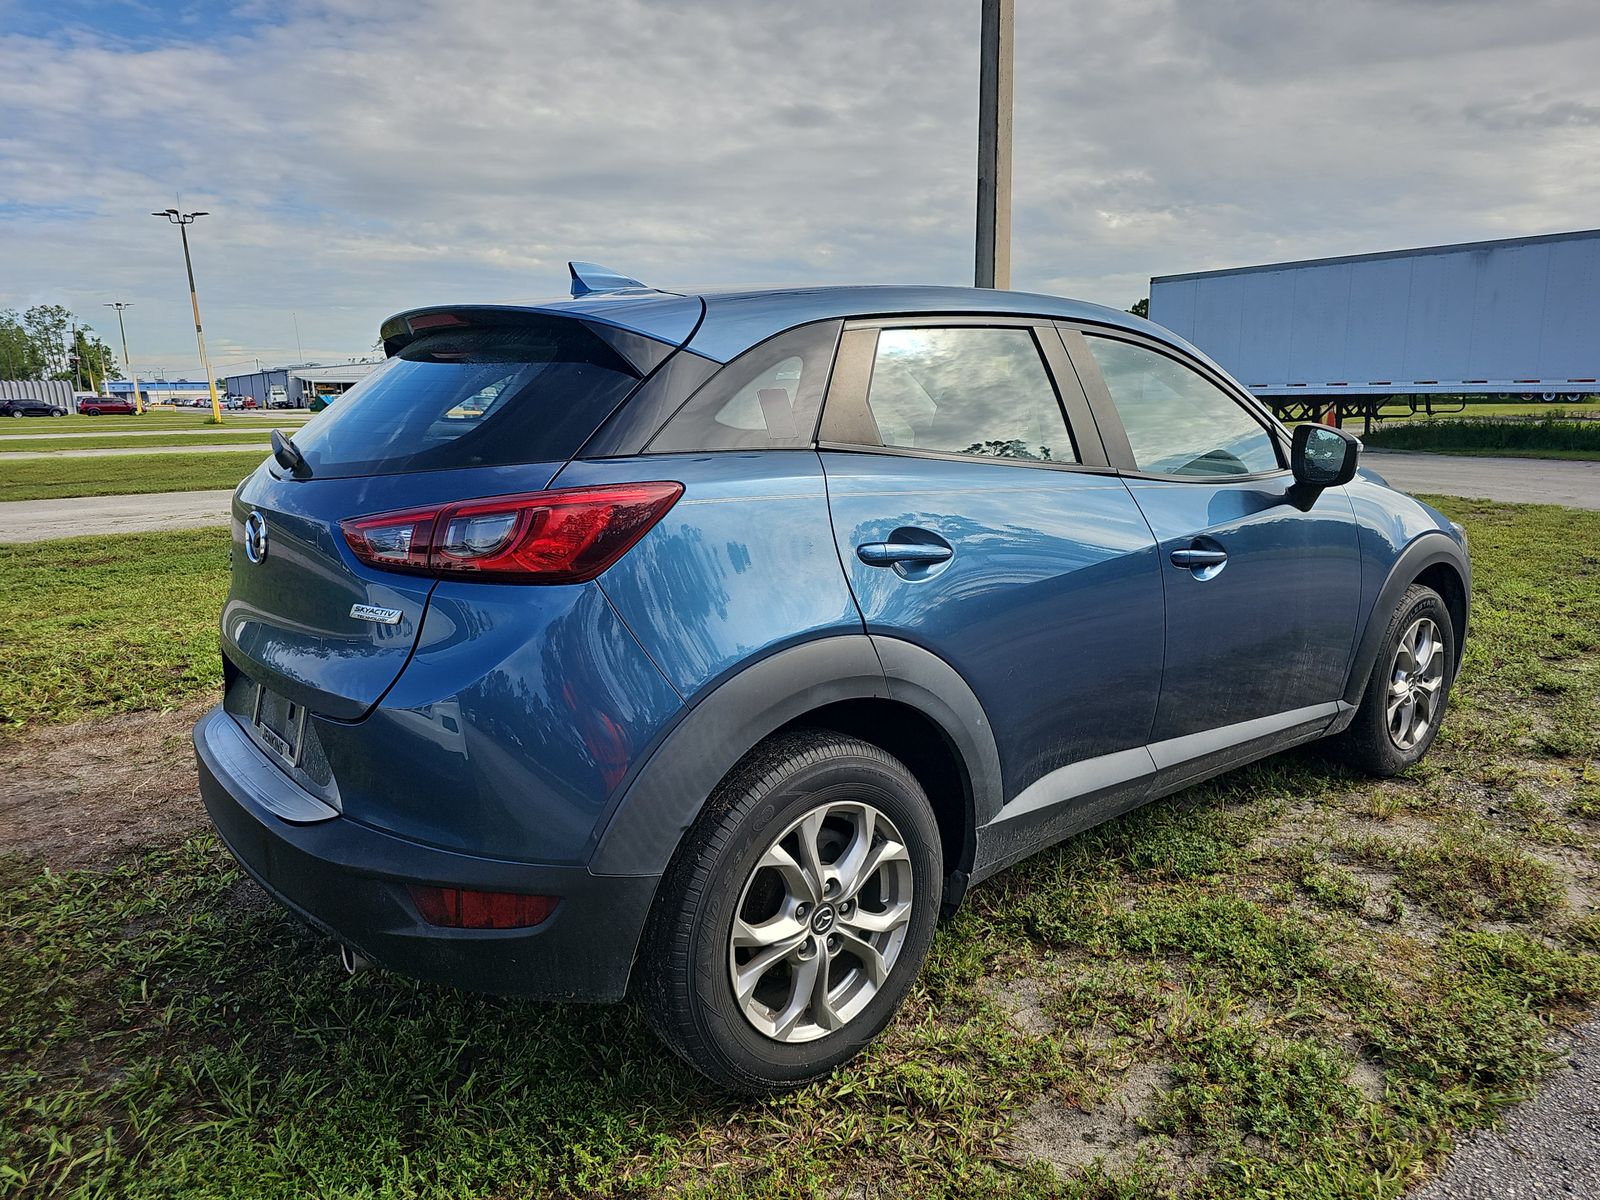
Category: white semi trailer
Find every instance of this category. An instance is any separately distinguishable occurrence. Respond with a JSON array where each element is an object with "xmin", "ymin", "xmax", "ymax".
[{"xmin": 1149, "ymin": 228, "xmax": 1600, "ymax": 427}]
